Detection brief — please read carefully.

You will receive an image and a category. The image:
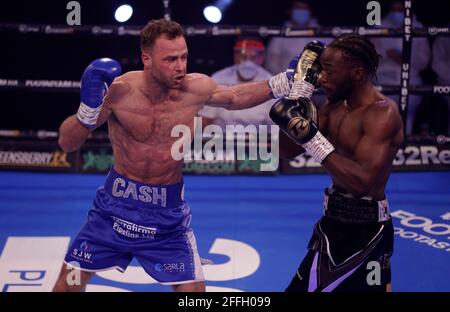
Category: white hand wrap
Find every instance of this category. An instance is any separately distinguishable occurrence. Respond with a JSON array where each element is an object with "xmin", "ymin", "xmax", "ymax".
[
  {"xmin": 301, "ymin": 131, "xmax": 335, "ymax": 164},
  {"xmin": 76, "ymin": 102, "xmax": 103, "ymax": 128},
  {"xmin": 287, "ymin": 80, "xmax": 315, "ymax": 100},
  {"xmin": 268, "ymin": 72, "xmax": 291, "ymax": 98}
]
